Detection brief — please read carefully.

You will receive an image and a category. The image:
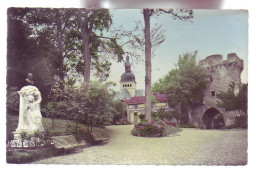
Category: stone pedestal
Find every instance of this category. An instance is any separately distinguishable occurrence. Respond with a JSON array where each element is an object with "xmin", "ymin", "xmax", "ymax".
[{"xmin": 13, "ymin": 131, "xmax": 21, "ymax": 140}]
